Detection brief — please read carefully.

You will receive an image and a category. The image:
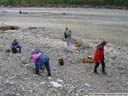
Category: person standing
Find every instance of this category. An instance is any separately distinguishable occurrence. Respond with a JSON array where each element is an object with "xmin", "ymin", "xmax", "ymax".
[
  {"xmin": 31, "ymin": 51, "xmax": 51, "ymax": 76},
  {"xmin": 64, "ymin": 28, "xmax": 72, "ymax": 51},
  {"xmin": 93, "ymin": 41, "xmax": 107, "ymax": 74}
]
